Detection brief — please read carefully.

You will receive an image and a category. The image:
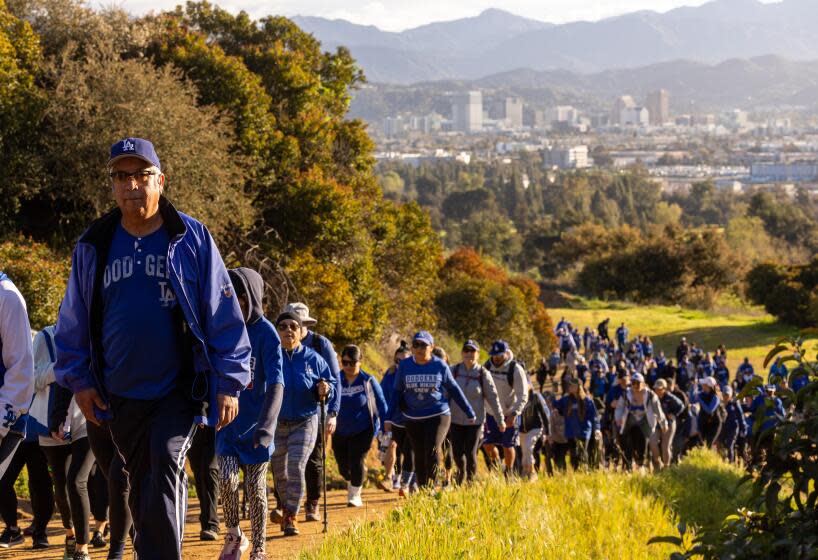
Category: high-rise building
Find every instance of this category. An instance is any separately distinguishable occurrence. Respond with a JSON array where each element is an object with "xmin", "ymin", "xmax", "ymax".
[
  {"xmin": 620, "ymin": 106, "xmax": 650, "ymax": 126},
  {"xmin": 452, "ymin": 91, "xmax": 483, "ymax": 133},
  {"xmin": 504, "ymin": 97, "xmax": 523, "ymax": 128},
  {"xmin": 646, "ymin": 89, "xmax": 670, "ymax": 125},
  {"xmin": 546, "ymin": 105, "xmax": 580, "ymax": 125},
  {"xmin": 611, "ymin": 95, "xmax": 636, "ymax": 125}
]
